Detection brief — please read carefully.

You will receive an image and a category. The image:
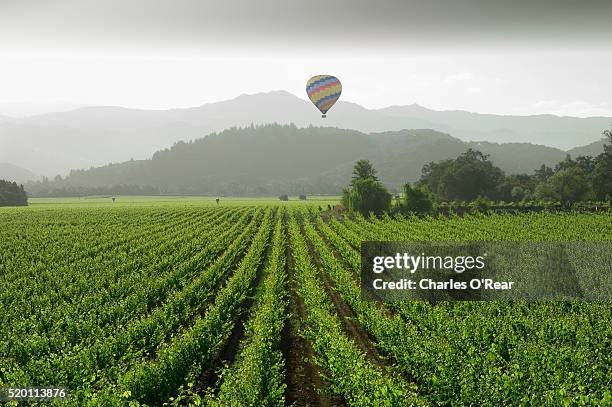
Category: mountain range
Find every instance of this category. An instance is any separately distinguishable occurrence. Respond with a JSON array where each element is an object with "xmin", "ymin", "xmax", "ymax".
[
  {"xmin": 1, "ymin": 91, "xmax": 610, "ymax": 178},
  {"xmin": 27, "ymin": 124, "xmax": 608, "ymax": 196}
]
